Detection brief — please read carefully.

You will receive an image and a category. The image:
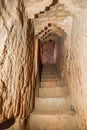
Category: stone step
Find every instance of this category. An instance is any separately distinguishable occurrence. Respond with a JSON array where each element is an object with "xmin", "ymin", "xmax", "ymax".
[
  {"xmin": 42, "ymin": 67, "xmax": 57, "ymax": 70},
  {"xmin": 39, "ymin": 87, "xmax": 69, "ymax": 98},
  {"xmin": 41, "ymin": 80, "xmax": 64, "ymax": 87},
  {"xmin": 42, "ymin": 68, "xmax": 57, "ymax": 71},
  {"xmin": 42, "ymin": 72, "xmax": 58, "ymax": 75},
  {"xmin": 41, "ymin": 77, "xmax": 58, "ymax": 82},
  {"xmin": 41, "ymin": 74, "xmax": 58, "ymax": 77},
  {"xmin": 41, "ymin": 76, "xmax": 58, "ymax": 80},
  {"xmin": 41, "ymin": 81, "xmax": 57, "ymax": 87},
  {"xmin": 30, "ymin": 112, "xmax": 79, "ymax": 130},
  {"xmin": 42, "ymin": 69, "xmax": 57, "ymax": 72},
  {"xmin": 42, "ymin": 69, "xmax": 57, "ymax": 73},
  {"xmin": 35, "ymin": 97, "xmax": 71, "ymax": 113}
]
